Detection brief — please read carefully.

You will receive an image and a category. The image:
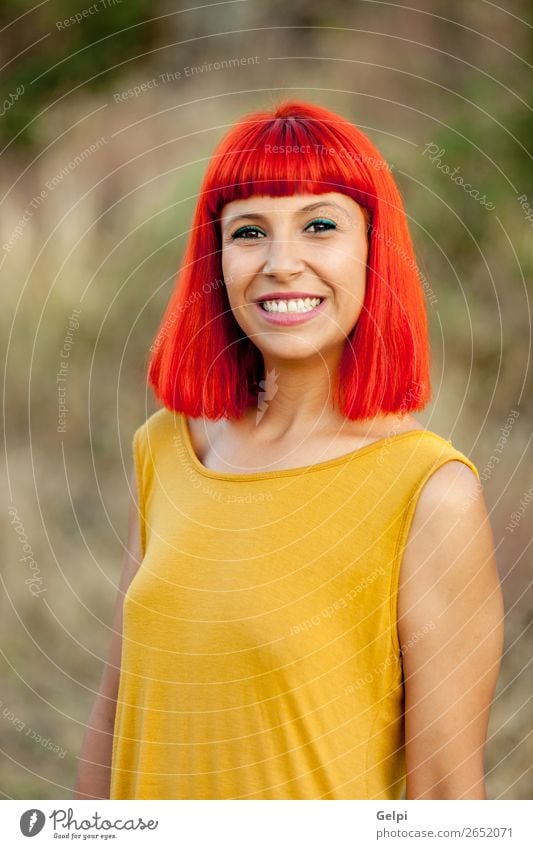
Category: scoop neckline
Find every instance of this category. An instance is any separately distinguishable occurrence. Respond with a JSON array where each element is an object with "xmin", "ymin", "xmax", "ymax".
[{"xmin": 178, "ymin": 412, "xmax": 441, "ymax": 481}]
